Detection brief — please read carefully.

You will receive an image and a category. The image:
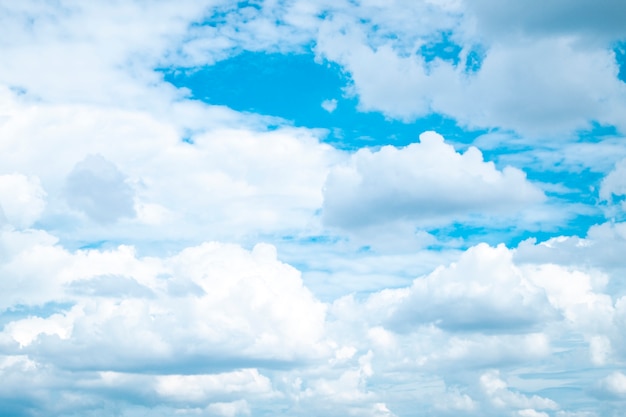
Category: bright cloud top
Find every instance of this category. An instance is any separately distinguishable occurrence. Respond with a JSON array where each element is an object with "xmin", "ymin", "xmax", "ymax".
[
  {"xmin": 323, "ymin": 131, "xmax": 544, "ymax": 228},
  {"xmin": 1, "ymin": 1, "xmax": 626, "ymax": 417},
  {"xmin": 0, "ymin": 237, "xmax": 327, "ymax": 371}
]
